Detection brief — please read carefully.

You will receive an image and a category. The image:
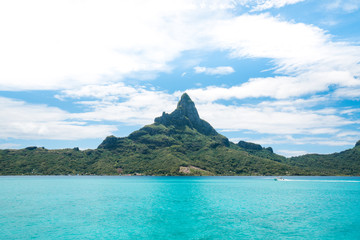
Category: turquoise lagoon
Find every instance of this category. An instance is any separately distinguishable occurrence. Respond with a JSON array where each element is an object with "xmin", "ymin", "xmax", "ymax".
[{"xmin": 1, "ymin": 176, "xmax": 360, "ymax": 239}]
